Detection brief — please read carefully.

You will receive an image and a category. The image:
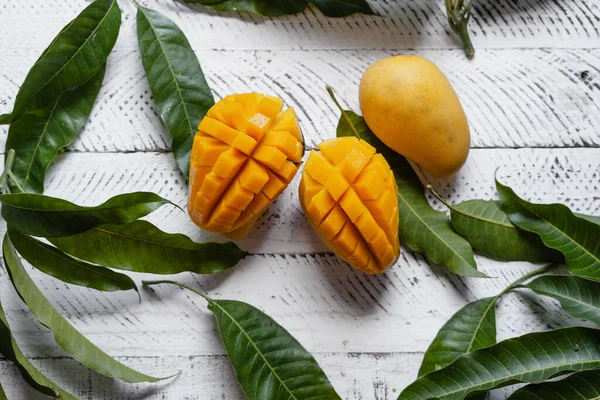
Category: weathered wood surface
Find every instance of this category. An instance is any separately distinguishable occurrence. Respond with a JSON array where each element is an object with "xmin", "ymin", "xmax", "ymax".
[
  {"xmin": 1, "ymin": 0, "xmax": 599, "ymax": 52},
  {"xmin": 2, "ymin": 49, "xmax": 599, "ymax": 151},
  {"xmin": 1, "ymin": 0, "xmax": 599, "ymax": 399}
]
